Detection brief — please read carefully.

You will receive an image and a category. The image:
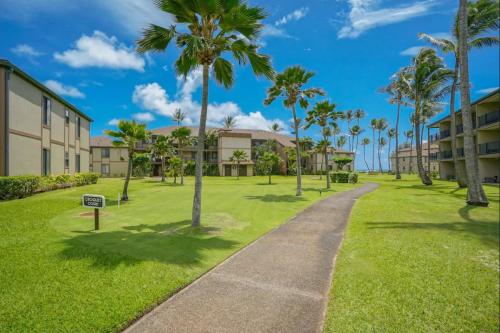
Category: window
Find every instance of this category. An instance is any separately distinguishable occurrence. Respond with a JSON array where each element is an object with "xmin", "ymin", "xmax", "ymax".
[
  {"xmin": 75, "ymin": 154, "xmax": 80, "ymax": 173},
  {"xmin": 64, "ymin": 152, "xmax": 69, "ymax": 169},
  {"xmin": 42, "ymin": 149, "xmax": 50, "ymax": 175},
  {"xmin": 65, "ymin": 109, "xmax": 70, "ymax": 125},
  {"xmin": 101, "ymin": 164, "xmax": 110, "ymax": 175},
  {"xmin": 76, "ymin": 117, "xmax": 81, "ymax": 138},
  {"xmin": 42, "ymin": 97, "xmax": 51, "ymax": 126},
  {"xmin": 101, "ymin": 148, "xmax": 110, "ymax": 158}
]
